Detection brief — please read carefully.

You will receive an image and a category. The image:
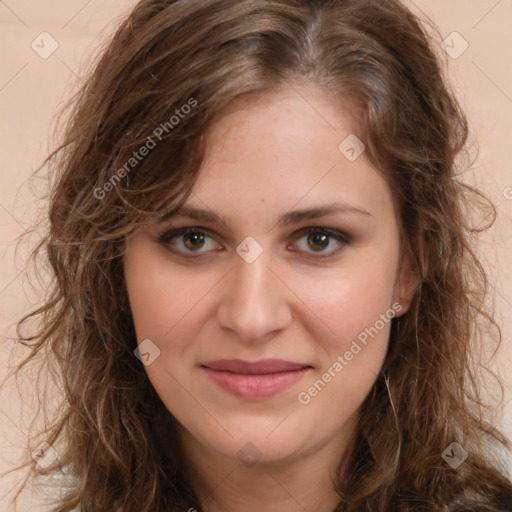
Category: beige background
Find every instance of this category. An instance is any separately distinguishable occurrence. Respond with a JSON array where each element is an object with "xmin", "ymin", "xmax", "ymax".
[{"xmin": 0, "ymin": 0, "xmax": 511, "ymax": 510}]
